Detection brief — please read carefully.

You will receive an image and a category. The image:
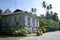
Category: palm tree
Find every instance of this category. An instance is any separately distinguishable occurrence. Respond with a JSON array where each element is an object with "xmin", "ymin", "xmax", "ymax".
[
  {"xmin": 31, "ymin": 8, "xmax": 34, "ymax": 12},
  {"xmin": 31, "ymin": 8, "xmax": 37, "ymax": 13},
  {"xmin": 47, "ymin": 6, "xmax": 50, "ymax": 10},
  {"xmin": 34, "ymin": 8, "xmax": 37, "ymax": 13},
  {"xmin": 50, "ymin": 11, "xmax": 53, "ymax": 14},
  {"xmin": 49, "ymin": 4, "xmax": 52, "ymax": 9},
  {"xmin": 42, "ymin": 1, "xmax": 46, "ymax": 8}
]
